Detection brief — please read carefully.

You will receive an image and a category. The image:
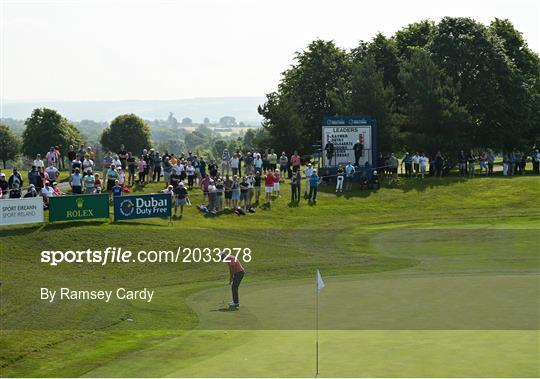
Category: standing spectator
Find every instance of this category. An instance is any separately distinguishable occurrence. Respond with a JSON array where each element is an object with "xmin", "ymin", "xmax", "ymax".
[
  {"xmin": 71, "ymin": 154, "xmax": 82, "ymax": 173},
  {"xmin": 126, "ymin": 152, "xmax": 136, "ymax": 186},
  {"xmin": 273, "ymin": 169, "xmax": 280, "ymax": 197},
  {"xmin": 208, "ymin": 179, "xmax": 217, "ymax": 212},
  {"xmin": 153, "ymin": 151, "xmax": 162, "ymax": 182},
  {"xmin": 268, "ymin": 149, "xmax": 277, "ymax": 172},
  {"xmin": 532, "ymin": 149, "xmax": 540, "ymax": 175},
  {"xmin": 353, "ymin": 139, "xmax": 363, "ymax": 166},
  {"xmin": 246, "ymin": 174, "xmax": 255, "ymax": 208},
  {"xmin": 231, "ymin": 153, "xmax": 240, "ymax": 176},
  {"xmin": 467, "ymin": 150, "xmax": 476, "ymax": 178},
  {"xmin": 163, "ymin": 157, "xmax": 173, "ymax": 185},
  {"xmin": 83, "ymin": 171, "xmax": 95, "ymax": 194},
  {"xmin": 67, "ymin": 145, "xmax": 76, "ymax": 166},
  {"xmin": 215, "ymin": 178, "xmax": 224, "ymax": 211},
  {"xmin": 199, "ymin": 156, "xmax": 207, "ymax": 179},
  {"xmin": 264, "ymin": 171, "xmax": 274, "ymax": 203},
  {"xmin": 434, "ymin": 151, "xmax": 444, "ymax": 178},
  {"xmin": 388, "ymin": 153, "xmax": 399, "ymax": 179},
  {"xmin": 118, "ymin": 144, "xmax": 128, "ymax": 169},
  {"xmin": 137, "ymin": 156, "xmax": 147, "ymax": 184},
  {"xmin": 239, "ymin": 176, "xmax": 249, "ymax": 210},
  {"xmin": 479, "ymin": 151, "xmax": 488, "ymax": 175},
  {"xmin": 253, "ymin": 171, "xmax": 262, "ymax": 204},
  {"xmin": 519, "ymin": 153, "xmax": 527, "ymax": 175},
  {"xmin": 503, "ymin": 153, "xmax": 511, "ymax": 176},
  {"xmin": 231, "ymin": 175, "xmax": 240, "ymax": 208},
  {"xmin": 487, "ymin": 150, "xmax": 495, "ymax": 176},
  {"xmin": 262, "ymin": 149, "xmax": 269, "ymax": 174},
  {"xmin": 308, "ymin": 170, "xmax": 320, "ymax": 203},
  {"xmin": 254, "ymin": 153, "xmax": 263, "ymax": 174},
  {"xmin": 173, "ymin": 182, "xmax": 188, "ymax": 217},
  {"xmin": 291, "ymin": 151, "xmax": 301, "ymax": 173},
  {"xmin": 221, "ymin": 149, "xmax": 231, "ymax": 176},
  {"xmin": 291, "ymin": 170, "xmax": 300, "ymax": 202},
  {"xmin": 336, "ymin": 164, "xmax": 345, "ymax": 193},
  {"xmin": 106, "ymin": 164, "xmax": 118, "ymax": 191},
  {"xmin": 419, "ymin": 153, "xmax": 427, "ymax": 179},
  {"xmin": 111, "ymin": 180, "xmax": 123, "ymax": 198},
  {"xmin": 458, "ymin": 150, "xmax": 467, "ymax": 177},
  {"xmin": 147, "ymin": 149, "xmax": 155, "ymax": 181},
  {"xmin": 28, "ymin": 166, "xmax": 42, "ymax": 191},
  {"xmin": 244, "ymin": 152, "xmax": 254, "ymax": 176},
  {"xmin": 46, "ymin": 147, "xmax": 58, "ymax": 168},
  {"xmin": 8, "ymin": 168, "xmax": 23, "ymax": 191},
  {"xmin": 324, "ymin": 139, "xmax": 334, "ymax": 166},
  {"xmin": 402, "ymin": 152, "xmax": 413, "ymax": 179},
  {"xmin": 208, "ymin": 160, "xmax": 219, "ymax": 178},
  {"xmin": 345, "ymin": 161, "xmax": 355, "ymax": 191},
  {"xmin": 412, "ymin": 152, "xmax": 420, "ymax": 177},
  {"xmin": 186, "ymin": 162, "xmax": 196, "ymax": 188},
  {"xmin": 82, "ymin": 156, "xmax": 94, "ymax": 176},
  {"xmin": 279, "ymin": 152, "xmax": 288, "ymax": 179},
  {"xmin": 224, "ymin": 175, "xmax": 233, "ymax": 209},
  {"xmin": 303, "ymin": 163, "xmax": 314, "ymax": 196},
  {"xmin": 33, "ymin": 154, "xmax": 44, "ymax": 168},
  {"xmin": 201, "ymin": 175, "xmax": 210, "ymax": 205},
  {"xmin": 69, "ymin": 168, "xmax": 83, "ymax": 194},
  {"xmin": 102, "ymin": 151, "xmax": 113, "ymax": 177},
  {"xmin": 54, "ymin": 146, "xmax": 64, "ymax": 170}
]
